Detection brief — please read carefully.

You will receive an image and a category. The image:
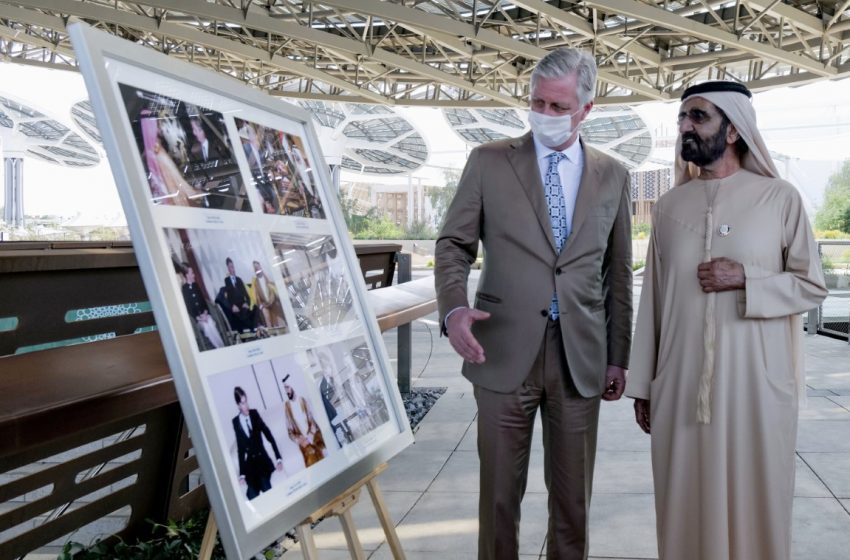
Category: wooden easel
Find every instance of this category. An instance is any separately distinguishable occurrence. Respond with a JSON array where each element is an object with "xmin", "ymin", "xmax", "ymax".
[{"xmin": 200, "ymin": 463, "xmax": 405, "ymax": 560}]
